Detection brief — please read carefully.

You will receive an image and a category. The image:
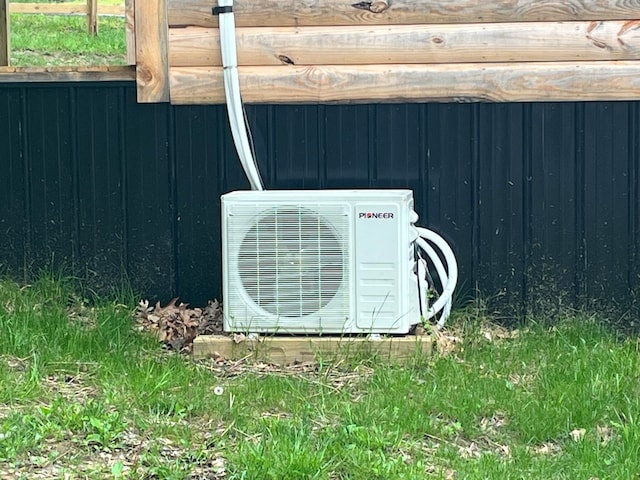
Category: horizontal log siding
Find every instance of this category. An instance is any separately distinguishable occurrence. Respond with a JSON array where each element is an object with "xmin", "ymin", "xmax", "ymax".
[
  {"xmin": 168, "ymin": 0, "xmax": 640, "ymax": 27},
  {"xmin": 149, "ymin": 0, "xmax": 640, "ymax": 103},
  {"xmin": 169, "ymin": 62, "xmax": 640, "ymax": 104},
  {"xmin": 168, "ymin": 22, "xmax": 640, "ymax": 67}
]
